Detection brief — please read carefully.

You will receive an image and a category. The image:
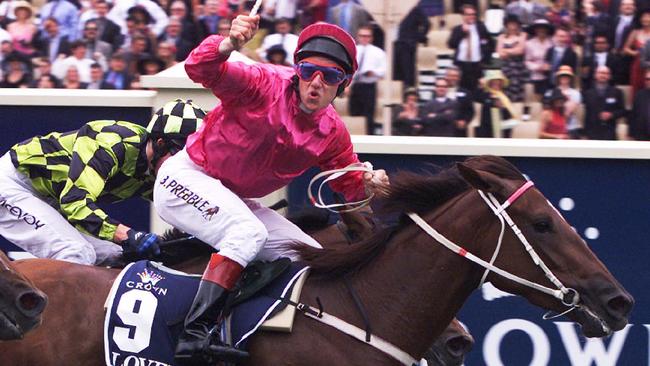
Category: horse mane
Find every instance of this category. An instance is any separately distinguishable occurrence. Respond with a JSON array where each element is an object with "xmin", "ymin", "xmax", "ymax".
[
  {"xmin": 286, "ymin": 207, "xmax": 332, "ymax": 232},
  {"xmin": 293, "ymin": 155, "xmax": 524, "ymax": 278},
  {"xmin": 155, "ymin": 228, "xmax": 216, "ymax": 266}
]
